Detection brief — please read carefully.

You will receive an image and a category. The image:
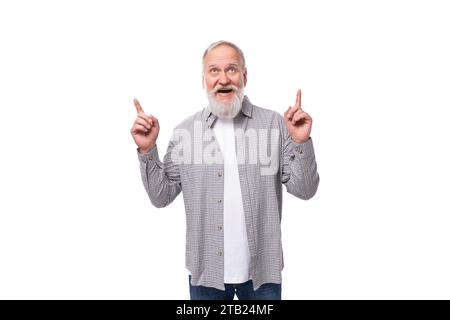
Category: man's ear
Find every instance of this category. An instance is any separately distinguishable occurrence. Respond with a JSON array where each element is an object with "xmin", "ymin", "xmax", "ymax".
[{"xmin": 243, "ymin": 68, "xmax": 248, "ymax": 87}]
